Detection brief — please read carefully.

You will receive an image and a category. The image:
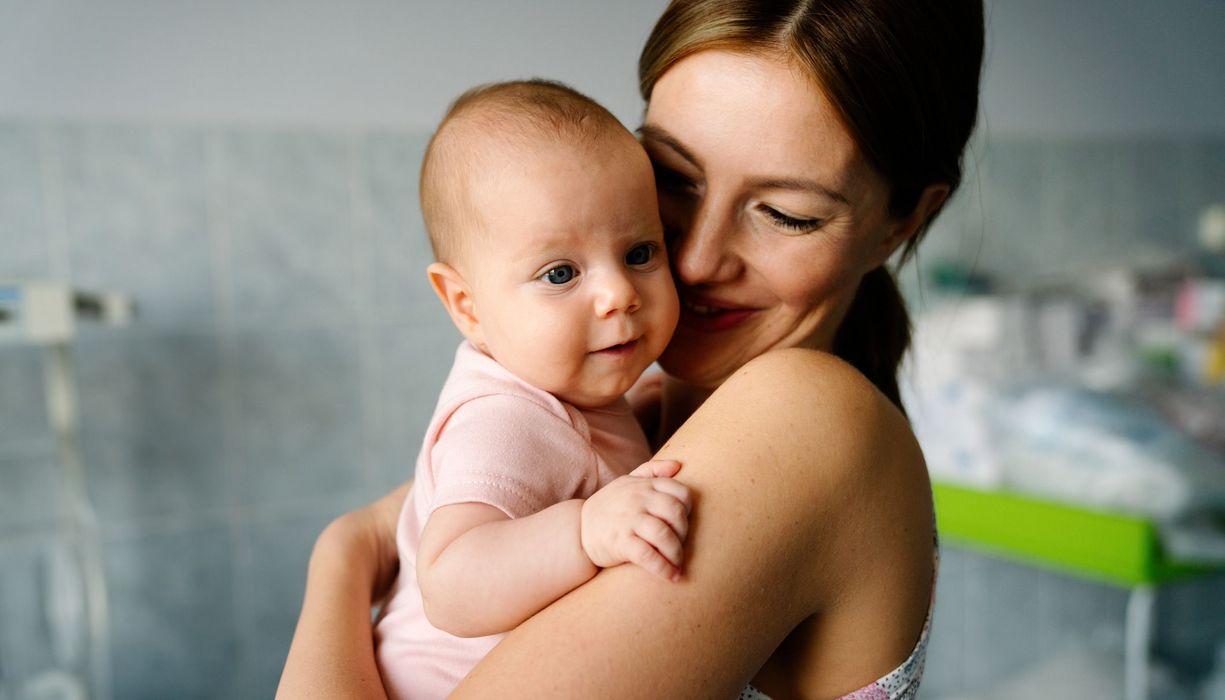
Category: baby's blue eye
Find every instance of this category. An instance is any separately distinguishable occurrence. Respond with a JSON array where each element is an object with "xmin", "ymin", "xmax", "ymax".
[
  {"xmin": 543, "ymin": 265, "xmax": 576, "ymax": 285},
  {"xmin": 625, "ymin": 243, "xmax": 654, "ymax": 267}
]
